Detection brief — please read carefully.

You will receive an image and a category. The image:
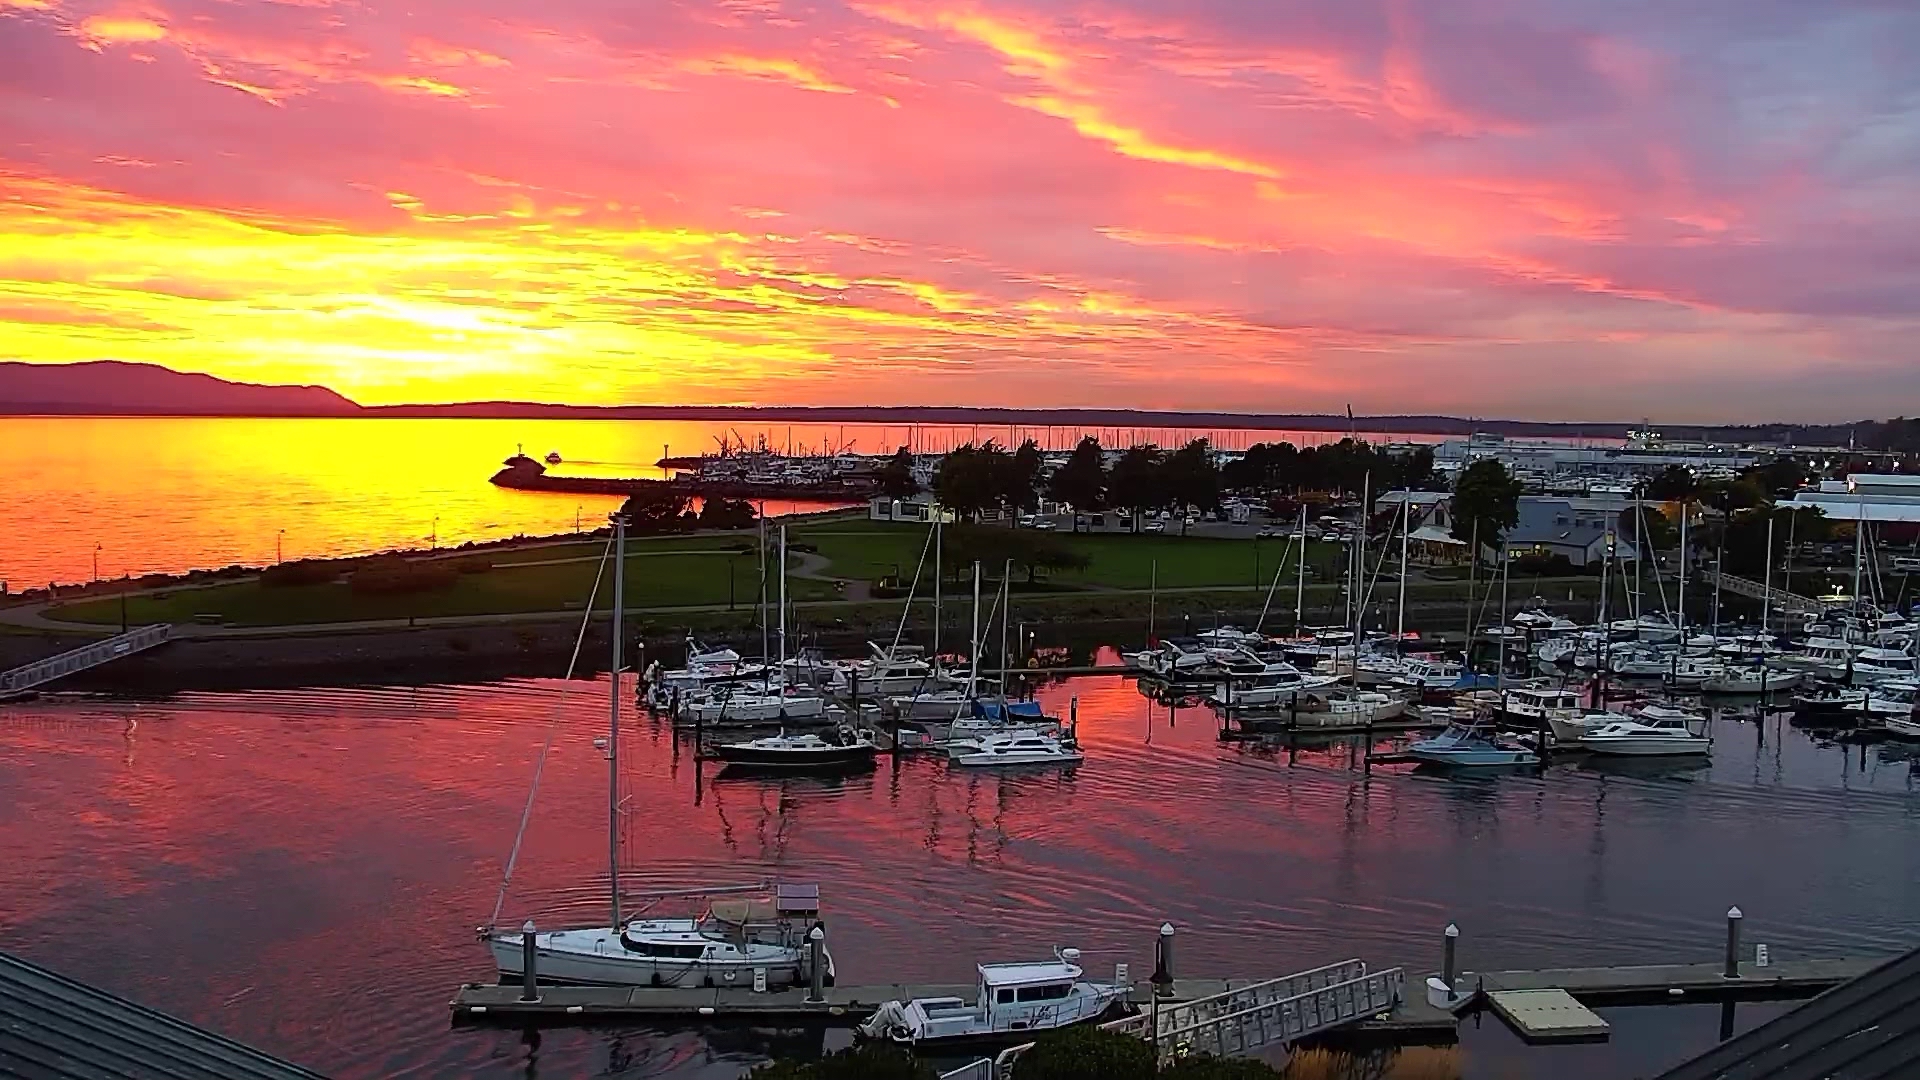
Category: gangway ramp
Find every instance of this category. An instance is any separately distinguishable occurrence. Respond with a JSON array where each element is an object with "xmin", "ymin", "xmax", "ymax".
[{"xmin": 0, "ymin": 624, "xmax": 171, "ymax": 696}]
